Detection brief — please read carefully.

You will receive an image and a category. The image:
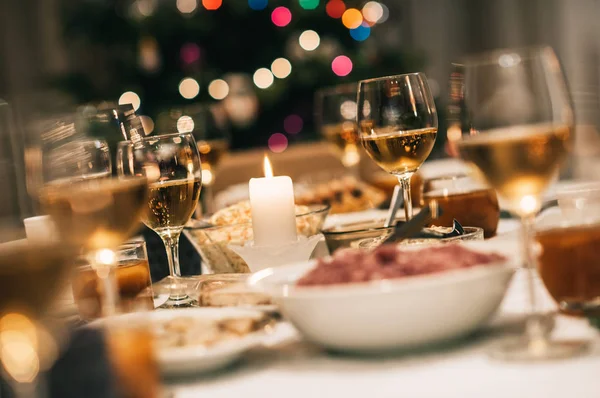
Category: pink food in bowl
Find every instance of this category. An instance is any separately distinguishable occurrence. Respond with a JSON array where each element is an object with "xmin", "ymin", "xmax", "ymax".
[{"xmin": 296, "ymin": 244, "xmax": 506, "ymax": 287}]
